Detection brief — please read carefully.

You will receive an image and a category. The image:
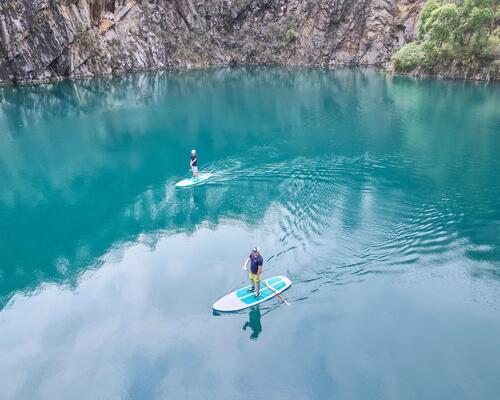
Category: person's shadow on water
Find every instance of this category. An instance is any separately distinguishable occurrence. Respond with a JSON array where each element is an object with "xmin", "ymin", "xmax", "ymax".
[{"xmin": 242, "ymin": 306, "xmax": 262, "ymax": 340}]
